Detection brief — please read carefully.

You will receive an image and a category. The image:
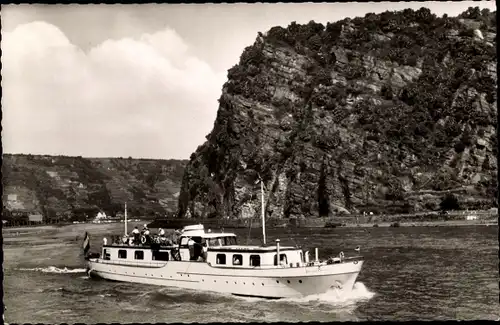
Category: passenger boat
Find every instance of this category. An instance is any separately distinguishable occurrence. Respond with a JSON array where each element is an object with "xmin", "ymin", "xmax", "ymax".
[{"xmin": 83, "ymin": 180, "xmax": 364, "ymax": 298}]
